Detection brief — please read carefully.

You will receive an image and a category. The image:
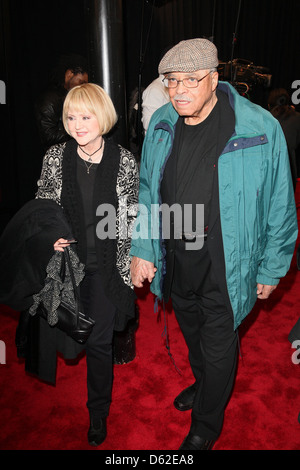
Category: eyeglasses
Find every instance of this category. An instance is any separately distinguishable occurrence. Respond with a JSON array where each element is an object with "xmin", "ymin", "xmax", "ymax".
[{"xmin": 162, "ymin": 71, "xmax": 211, "ymax": 89}]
